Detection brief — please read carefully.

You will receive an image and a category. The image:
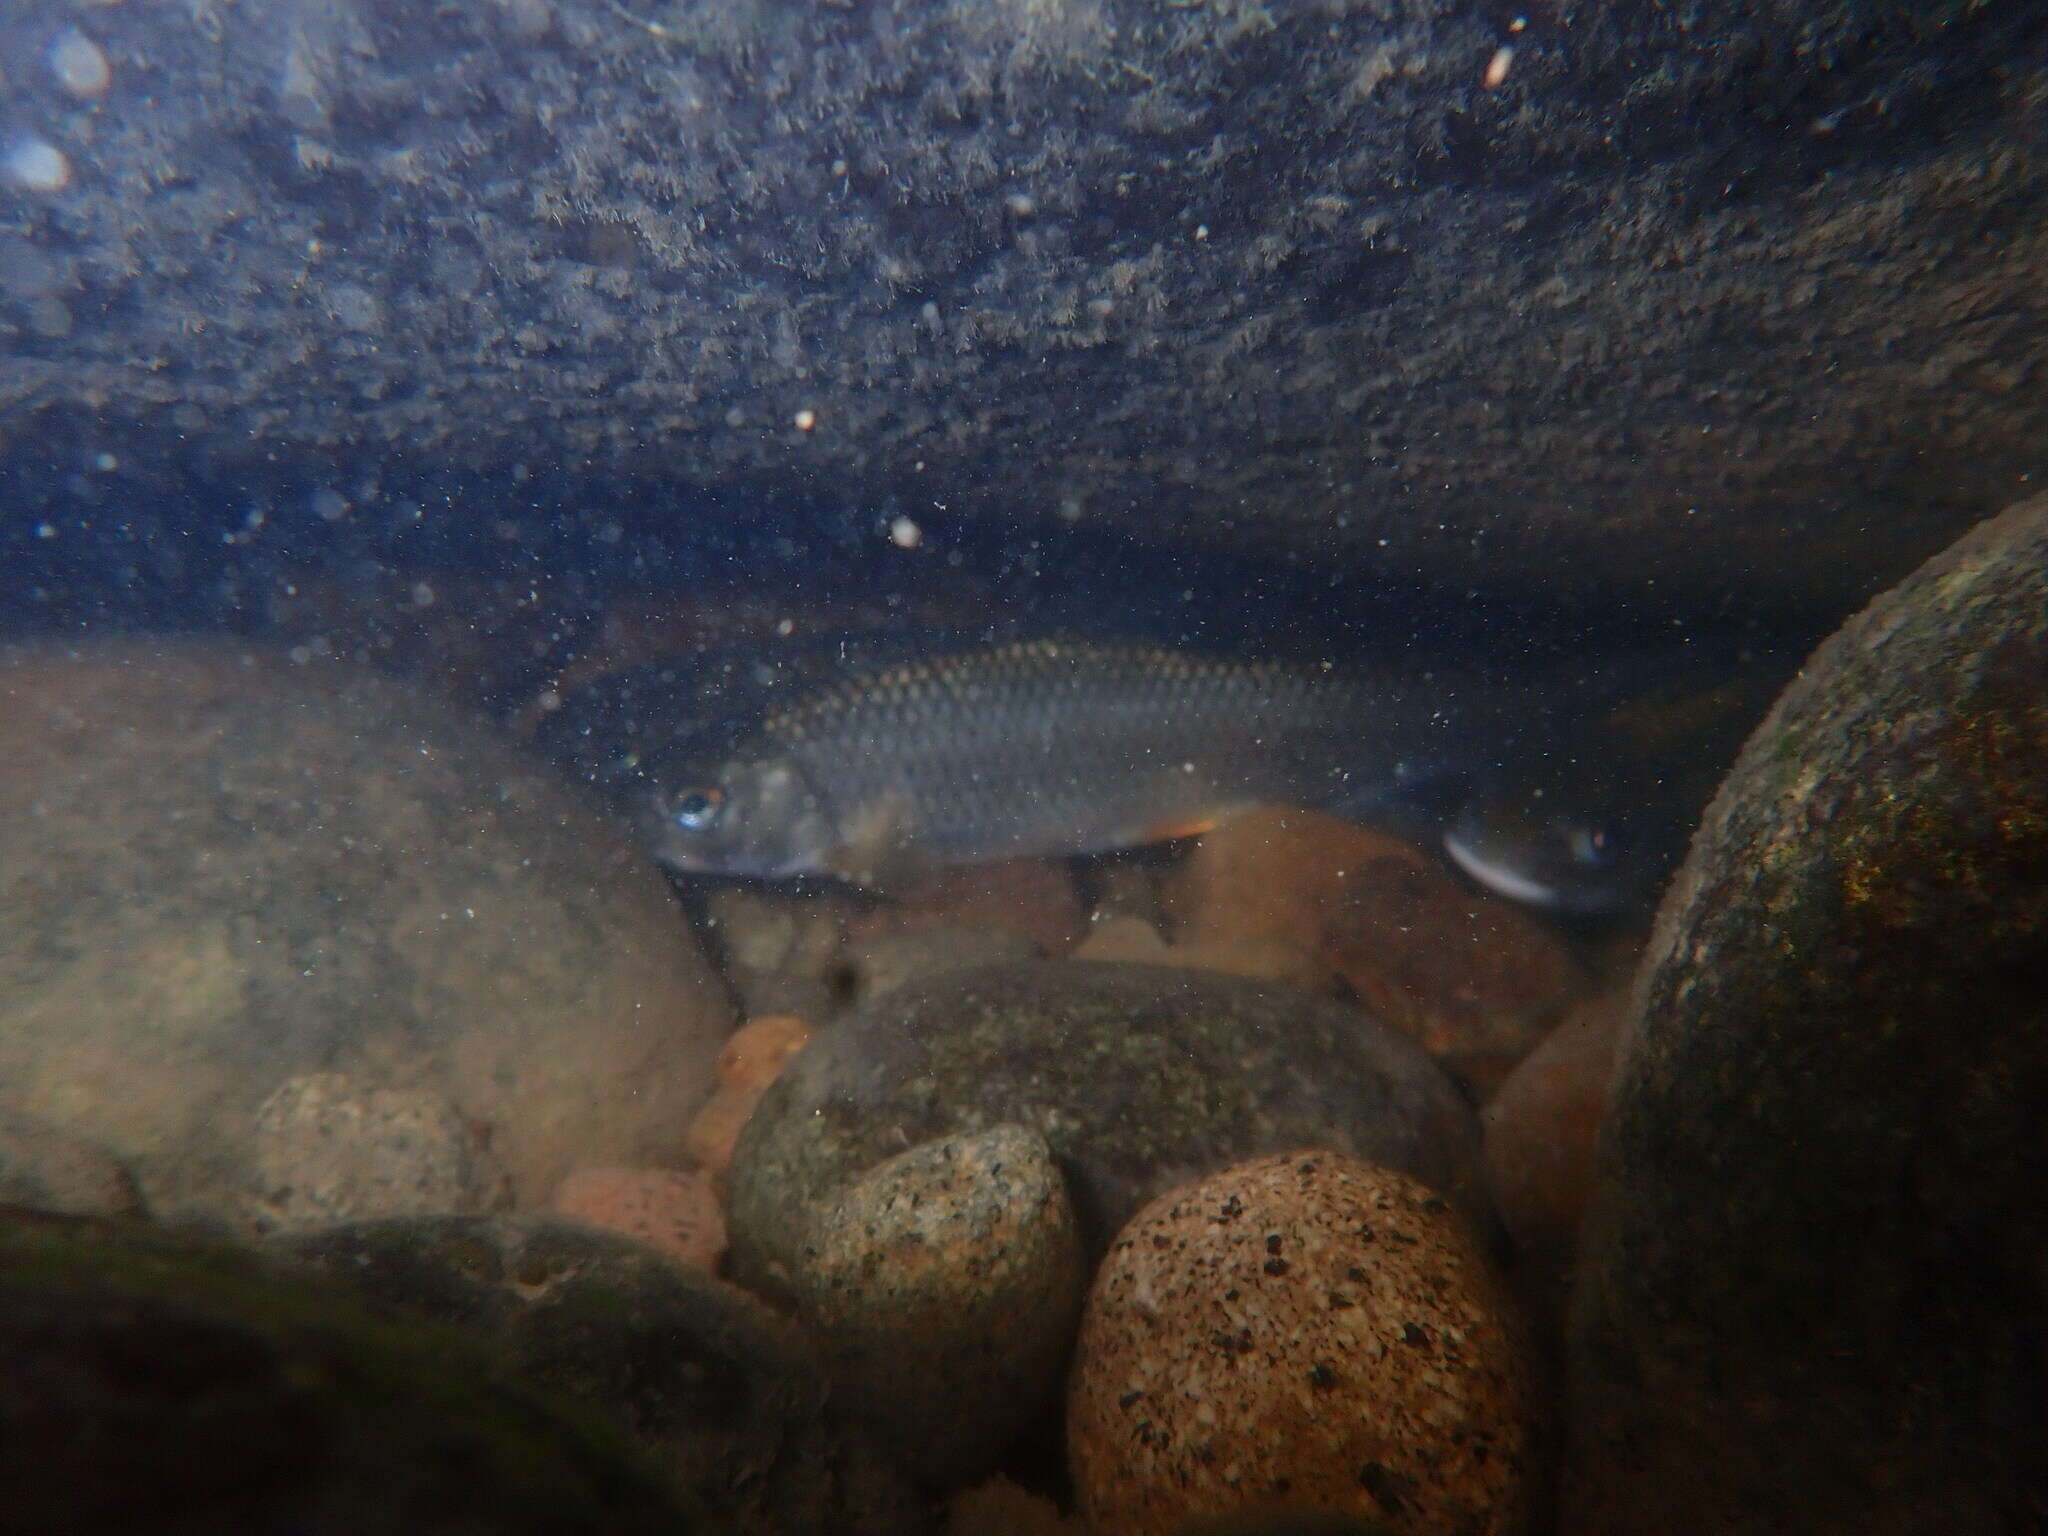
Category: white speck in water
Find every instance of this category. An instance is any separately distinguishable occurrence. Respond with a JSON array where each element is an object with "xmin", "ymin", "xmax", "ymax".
[
  {"xmin": 4, "ymin": 138, "xmax": 72, "ymax": 194},
  {"xmin": 889, "ymin": 515, "xmax": 921, "ymax": 549},
  {"xmin": 48, "ymin": 30, "xmax": 112, "ymax": 100}
]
